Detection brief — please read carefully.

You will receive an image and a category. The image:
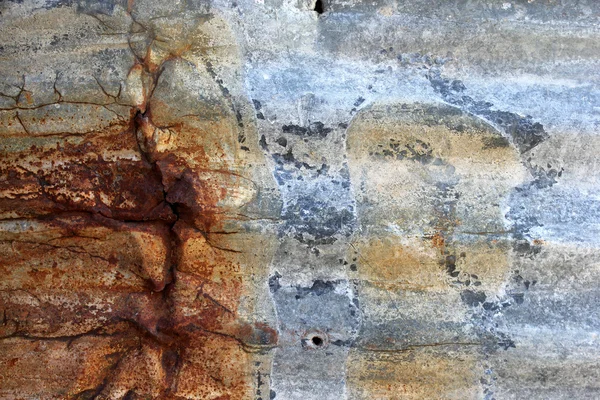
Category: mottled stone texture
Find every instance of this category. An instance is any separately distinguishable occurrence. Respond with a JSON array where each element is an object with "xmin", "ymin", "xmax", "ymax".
[{"xmin": 1, "ymin": 0, "xmax": 599, "ymax": 399}]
